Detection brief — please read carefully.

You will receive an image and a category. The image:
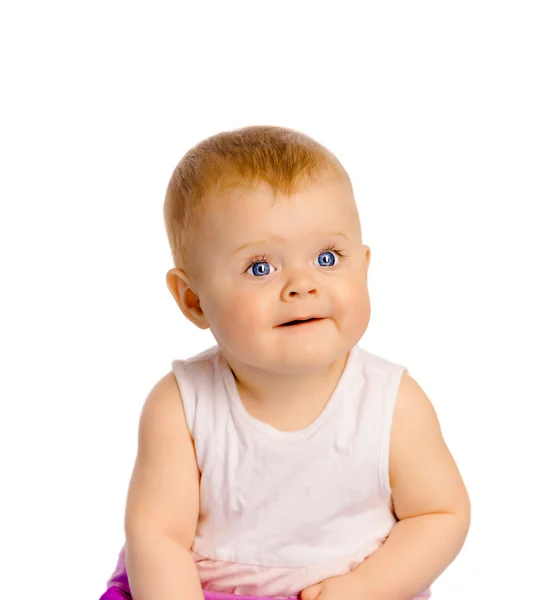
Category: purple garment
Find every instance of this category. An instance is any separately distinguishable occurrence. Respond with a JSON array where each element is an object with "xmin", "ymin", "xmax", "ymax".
[{"xmin": 99, "ymin": 546, "xmax": 299, "ymax": 600}]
